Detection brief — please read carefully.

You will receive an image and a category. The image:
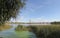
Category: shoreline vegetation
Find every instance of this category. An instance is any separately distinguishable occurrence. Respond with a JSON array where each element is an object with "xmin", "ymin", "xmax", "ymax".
[
  {"xmin": 15, "ymin": 24, "xmax": 60, "ymax": 38},
  {"xmin": 27, "ymin": 25, "xmax": 60, "ymax": 38},
  {"xmin": 0, "ymin": 22, "xmax": 60, "ymax": 38},
  {"xmin": 15, "ymin": 25, "xmax": 28, "ymax": 31},
  {"xmin": 0, "ymin": 23, "xmax": 11, "ymax": 31}
]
